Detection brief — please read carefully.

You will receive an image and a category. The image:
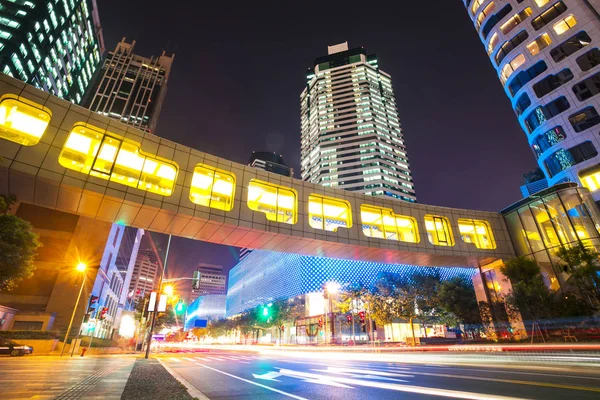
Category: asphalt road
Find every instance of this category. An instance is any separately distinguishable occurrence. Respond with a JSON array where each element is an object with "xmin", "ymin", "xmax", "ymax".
[{"xmin": 158, "ymin": 350, "xmax": 600, "ymax": 400}]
